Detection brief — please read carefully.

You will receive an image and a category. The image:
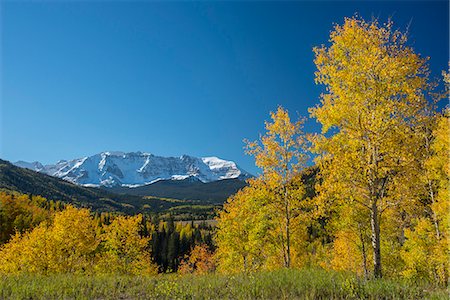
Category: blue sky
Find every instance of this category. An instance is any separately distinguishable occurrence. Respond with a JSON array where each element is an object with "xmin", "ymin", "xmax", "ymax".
[{"xmin": 1, "ymin": 1, "xmax": 448, "ymax": 174}]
